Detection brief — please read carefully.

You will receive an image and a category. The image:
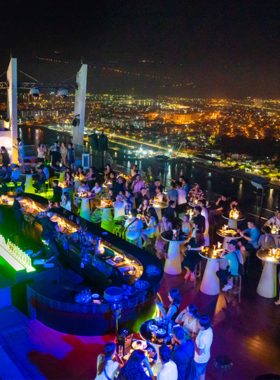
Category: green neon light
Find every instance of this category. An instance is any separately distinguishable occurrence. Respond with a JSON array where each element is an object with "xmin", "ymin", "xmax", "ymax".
[
  {"xmin": 0, "ymin": 246, "xmax": 25, "ymax": 271},
  {"xmin": 0, "ymin": 239, "xmax": 36, "ymax": 273}
]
